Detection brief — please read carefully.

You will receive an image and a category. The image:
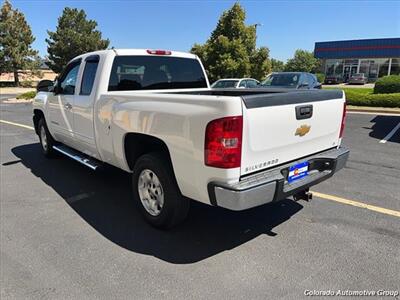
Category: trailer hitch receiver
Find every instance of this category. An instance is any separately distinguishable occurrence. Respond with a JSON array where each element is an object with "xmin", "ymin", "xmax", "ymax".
[{"xmin": 293, "ymin": 189, "xmax": 313, "ymax": 202}]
